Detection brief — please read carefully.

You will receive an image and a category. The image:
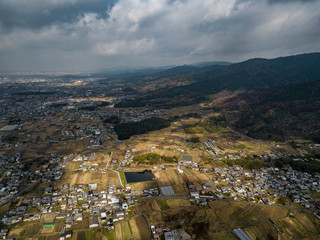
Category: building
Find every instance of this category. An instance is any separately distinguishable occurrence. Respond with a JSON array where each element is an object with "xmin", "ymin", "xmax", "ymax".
[
  {"xmin": 160, "ymin": 186, "xmax": 175, "ymax": 196},
  {"xmin": 89, "ymin": 215, "xmax": 99, "ymax": 228},
  {"xmin": 164, "ymin": 231, "xmax": 175, "ymax": 240},
  {"xmin": 74, "ymin": 213, "xmax": 83, "ymax": 221},
  {"xmin": 232, "ymin": 228, "xmax": 251, "ymax": 240},
  {"xmin": 122, "ymin": 202, "xmax": 128, "ymax": 210}
]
